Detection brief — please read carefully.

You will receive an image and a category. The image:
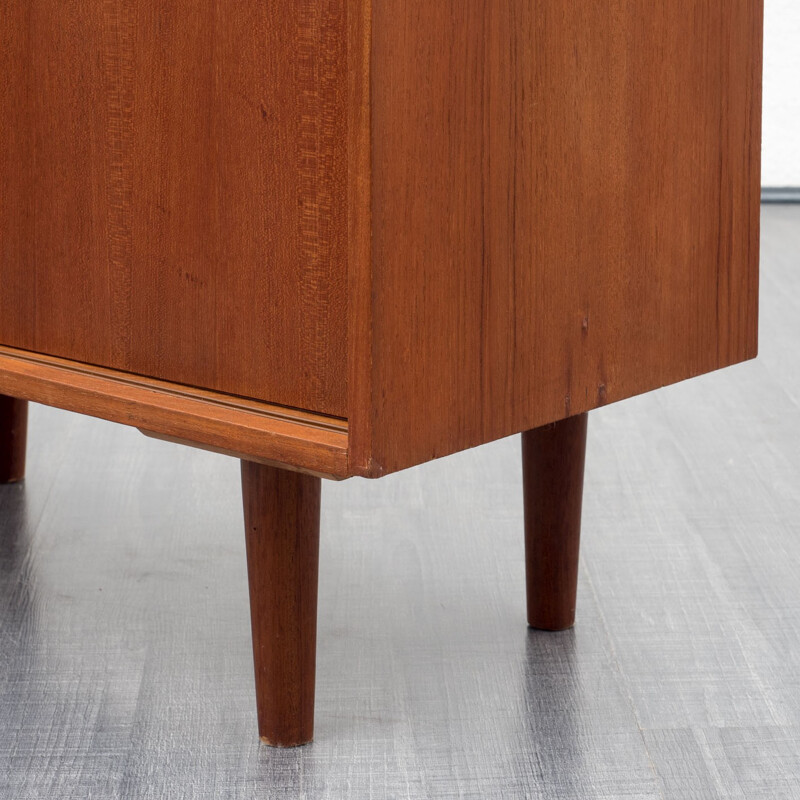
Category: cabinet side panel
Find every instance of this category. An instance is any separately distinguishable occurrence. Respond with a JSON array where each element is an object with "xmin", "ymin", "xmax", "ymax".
[
  {"xmin": 0, "ymin": 1, "xmax": 347, "ymax": 417},
  {"xmin": 364, "ymin": 0, "xmax": 762, "ymax": 475}
]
